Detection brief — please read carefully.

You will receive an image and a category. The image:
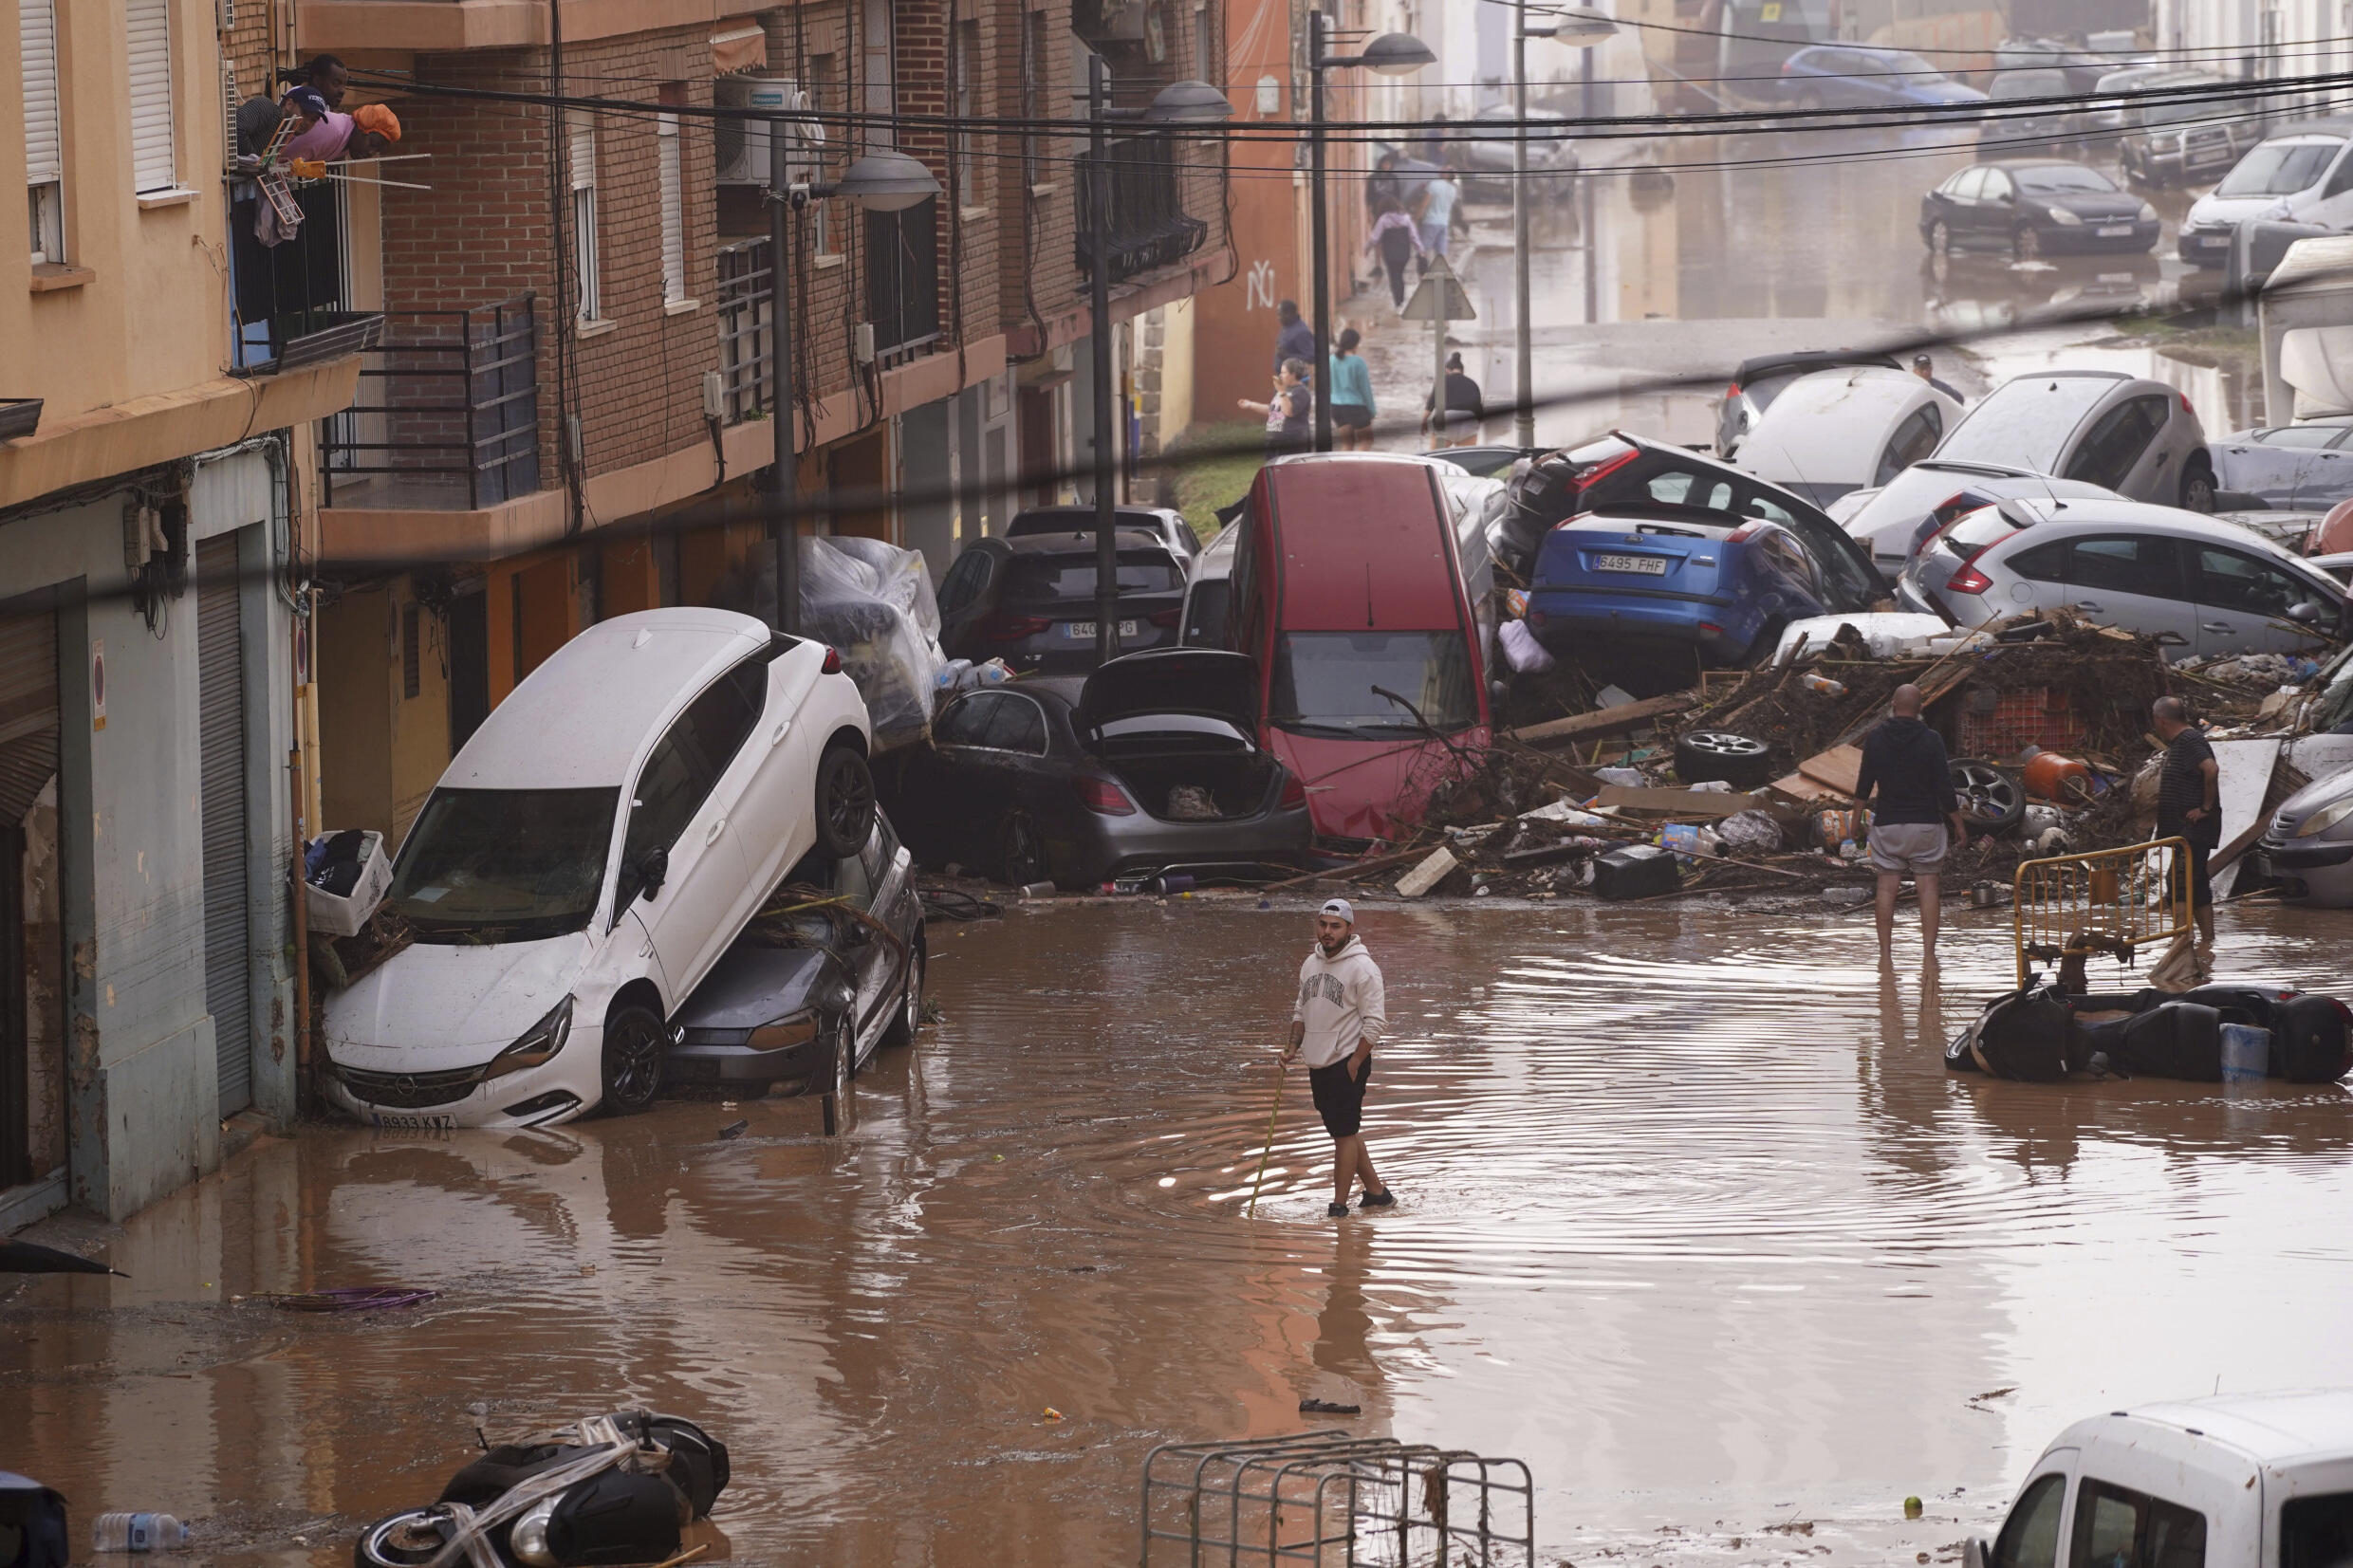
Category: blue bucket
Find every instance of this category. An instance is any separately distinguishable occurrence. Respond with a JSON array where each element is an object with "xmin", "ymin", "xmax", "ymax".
[{"xmin": 2220, "ymin": 1024, "xmax": 2270, "ymax": 1086}]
